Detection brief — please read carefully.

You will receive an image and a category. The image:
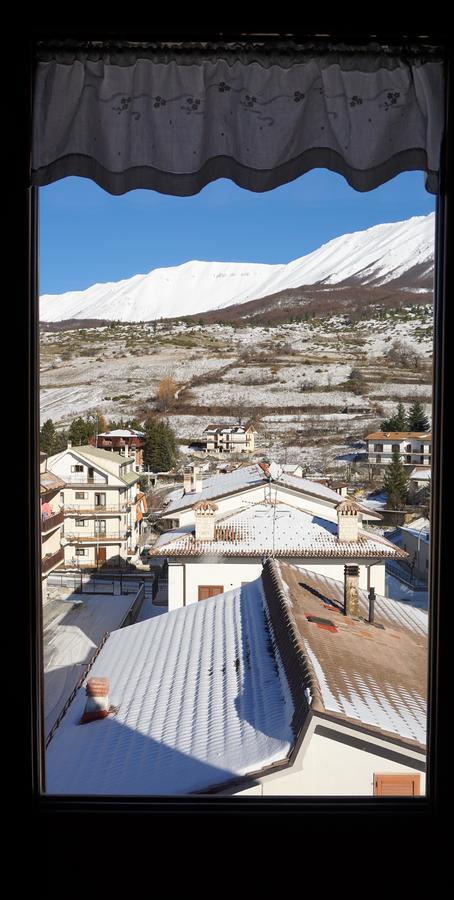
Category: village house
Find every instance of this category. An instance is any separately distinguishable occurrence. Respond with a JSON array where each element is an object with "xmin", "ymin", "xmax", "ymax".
[
  {"xmin": 366, "ymin": 432, "xmax": 432, "ymax": 466},
  {"xmin": 398, "ymin": 517, "xmax": 430, "ymax": 581},
  {"xmin": 45, "ymin": 559, "xmax": 427, "ymax": 797},
  {"xmin": 203, "ymin": 423, "xmax": 257, "ymax": 454},
  {"xmin": 151, "ymin": 498, "xmax": 406, "ymax": 609},
  {"xmin": 160, "ymin": 462, "xmax": 381, "ymax": 532},
  {"xmin": 40, "ymin": 451, "xmax": 65, "ymax": 603},
  {"xmin": 408, "ymin": 466, "xmax": 431, "ymax": 503},
  {"xmin": 46, "ymin": 444, "xmax": 141, "ymax": 568},
  {"xmin": 95, "ymin": 428, "xmax": 145, "ymax": 472}
]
